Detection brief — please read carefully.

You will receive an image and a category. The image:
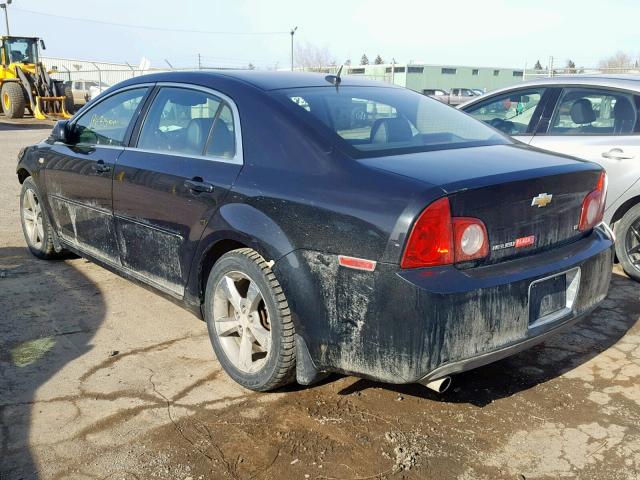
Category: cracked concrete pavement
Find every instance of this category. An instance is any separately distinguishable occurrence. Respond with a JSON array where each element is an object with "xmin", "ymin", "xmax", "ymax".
[{"xmin": 1, "ymin": 120, "xmax": 639, "ymax": 480}]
